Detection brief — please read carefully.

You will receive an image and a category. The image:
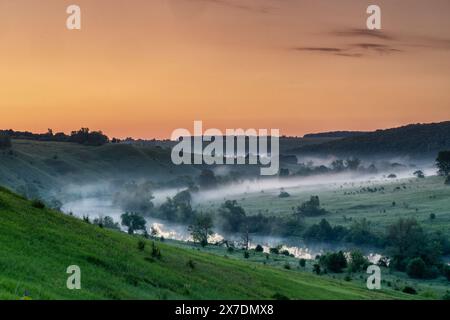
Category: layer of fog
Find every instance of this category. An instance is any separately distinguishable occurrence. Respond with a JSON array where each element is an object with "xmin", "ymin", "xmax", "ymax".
[
  {"xmin": 61, "ymin": 196, "xmax": 382, "ymax": 261},
  {"xmin": 193, "ymin": 165, "xmax": 437, "ymax": 204}
]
